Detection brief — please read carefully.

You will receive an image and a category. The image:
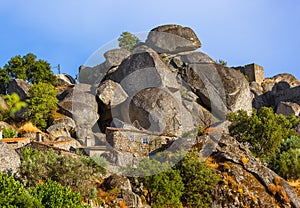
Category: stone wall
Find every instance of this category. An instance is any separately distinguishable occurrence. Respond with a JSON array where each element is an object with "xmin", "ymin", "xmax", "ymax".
[{"xmin": 106, "ymin": 127, "xmax": 175, "ymax": 158}]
